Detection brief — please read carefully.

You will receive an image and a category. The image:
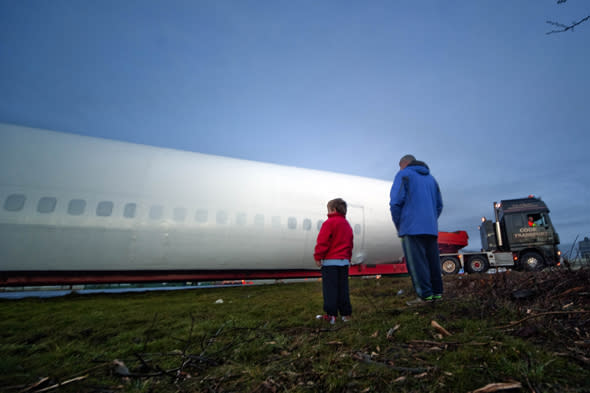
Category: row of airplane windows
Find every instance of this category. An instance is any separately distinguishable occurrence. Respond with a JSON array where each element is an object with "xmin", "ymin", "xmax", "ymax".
[{"xmin": 2, "ymin": 193, "xmax": 362, "ymax": 234}]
